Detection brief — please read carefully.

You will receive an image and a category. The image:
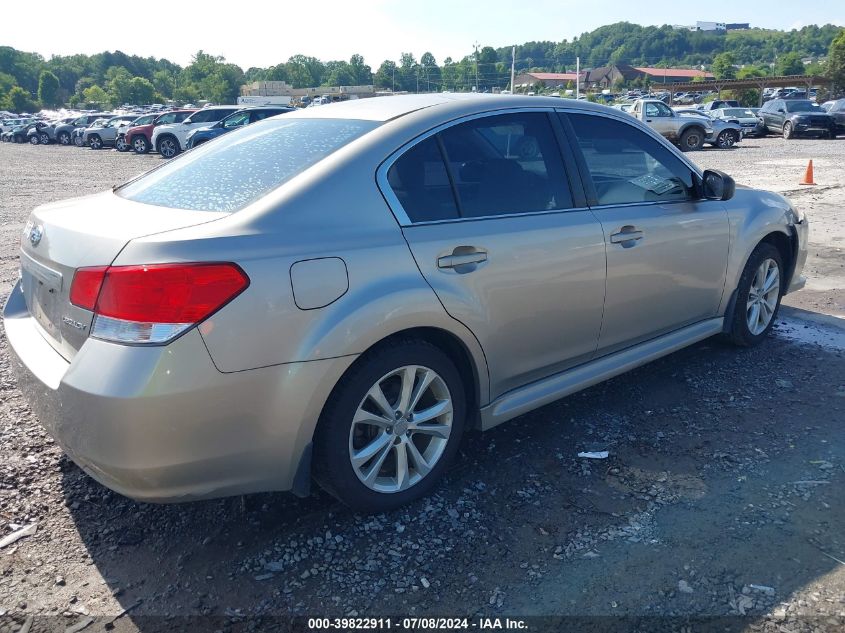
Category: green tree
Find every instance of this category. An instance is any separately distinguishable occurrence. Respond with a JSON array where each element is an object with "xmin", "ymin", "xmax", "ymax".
[
  {"xmin": 374, "ymin": 60, "xmax": 397, "ymax": 90},
  {"xmin": 776, "ymin": 52, "xmax": 805, "ymax": 76},
  {"xmin": 152, "ymin": 69, "xmax": 175, "ymax": 98},
  {"xmin": 825, "ymin": 28, "xmax": 845, "ymax": 96},
  {"xmin": 420, "ymin": 52, "xmax": 442, "ymax": 91},
  {"xmin": 0, "ymin": 71, "xmax": 16, "ymax": 94},
  {"xmin": 81, "ymin": 84, "xmax": 109, "ymax": 106},
  {"xmin": 712, "ymin": 52, "xmax": 737, "ymax": 79},
  {"xmin": 37, "ymin": 70, "xmax": 61, "ymax": 107},
  {"xmin": 8, "ymin": 85, "xmax": 38, "ymax": 111},
  {"xmin": 128, "ymin": 76, "xmax": 155, "ymax": 103},
  {"xmin": 348, "ymin": 54, "xmax": 372, "ymax": 85}
]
